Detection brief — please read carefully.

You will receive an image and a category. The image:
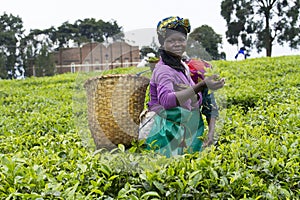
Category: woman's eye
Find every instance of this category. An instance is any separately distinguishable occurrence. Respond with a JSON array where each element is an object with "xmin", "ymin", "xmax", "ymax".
[
  {"xmin": 166, "ymin": 39, "xmax": 186, "ymax": 44},
  {"xmin": 166, "ymin": 40, "xmax": 175, "ymax": 43}
]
